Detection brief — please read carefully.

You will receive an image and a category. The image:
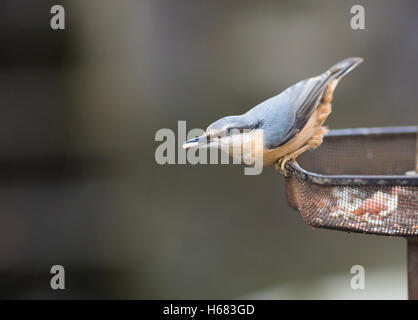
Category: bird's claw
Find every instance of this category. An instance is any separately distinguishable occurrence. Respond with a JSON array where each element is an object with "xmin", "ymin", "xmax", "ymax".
[{"xmin": 275, "ymin": 155, "xmax": 294, "ymax": 176}]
